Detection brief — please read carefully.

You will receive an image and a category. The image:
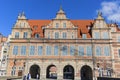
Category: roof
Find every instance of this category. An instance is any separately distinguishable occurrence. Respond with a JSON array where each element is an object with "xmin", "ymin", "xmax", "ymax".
[
  {"xmin": 28, "ymin": 20, "xmax": 51, "ymax": 38},
  {"xmin": 28, "ymin": 20, "xmax": 94, "ymax": 38}
]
